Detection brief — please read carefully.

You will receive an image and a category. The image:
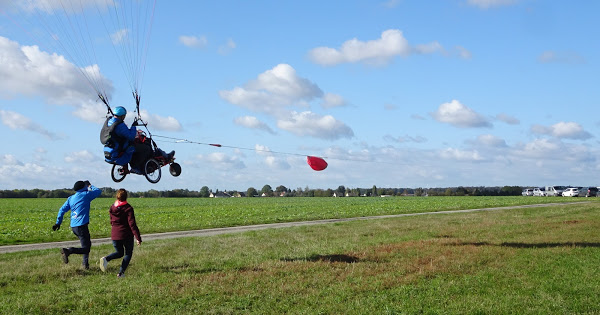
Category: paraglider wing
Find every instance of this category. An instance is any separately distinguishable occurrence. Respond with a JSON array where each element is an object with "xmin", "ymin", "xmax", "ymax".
[{"xmin": 307, "ymin": 156, "xmax": 328, "ymax": 171}]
